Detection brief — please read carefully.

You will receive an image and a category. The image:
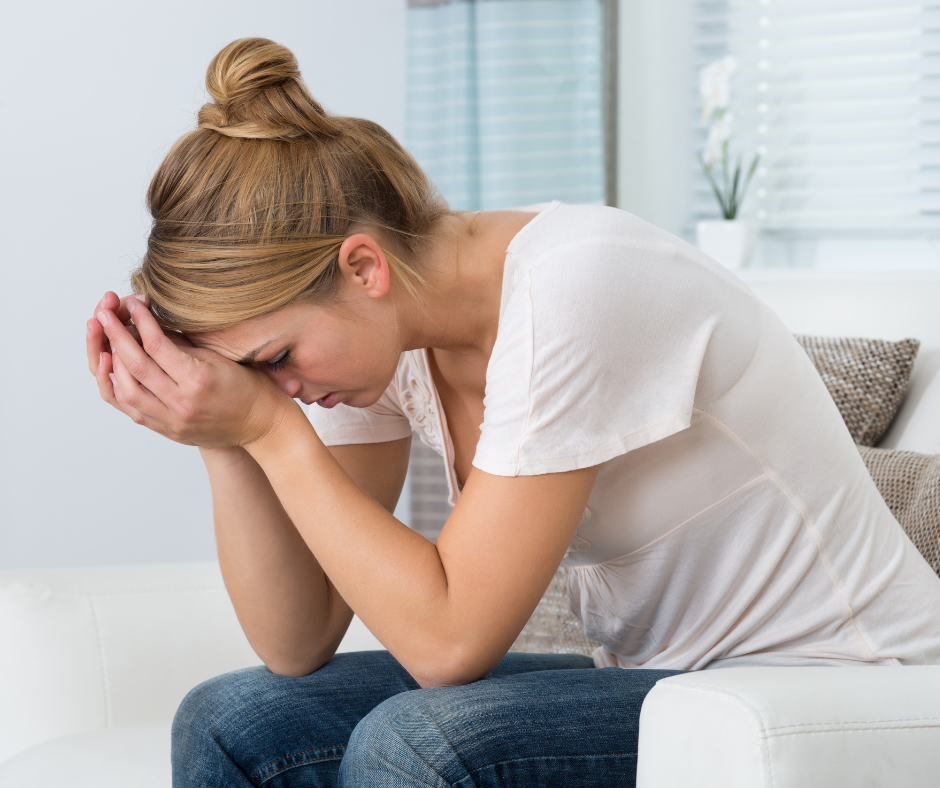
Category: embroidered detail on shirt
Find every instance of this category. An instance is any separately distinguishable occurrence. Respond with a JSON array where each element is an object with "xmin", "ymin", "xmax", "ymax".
[{"xmin": 397, "ymin": 352, "xmax": 444, "ymax": 458}]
